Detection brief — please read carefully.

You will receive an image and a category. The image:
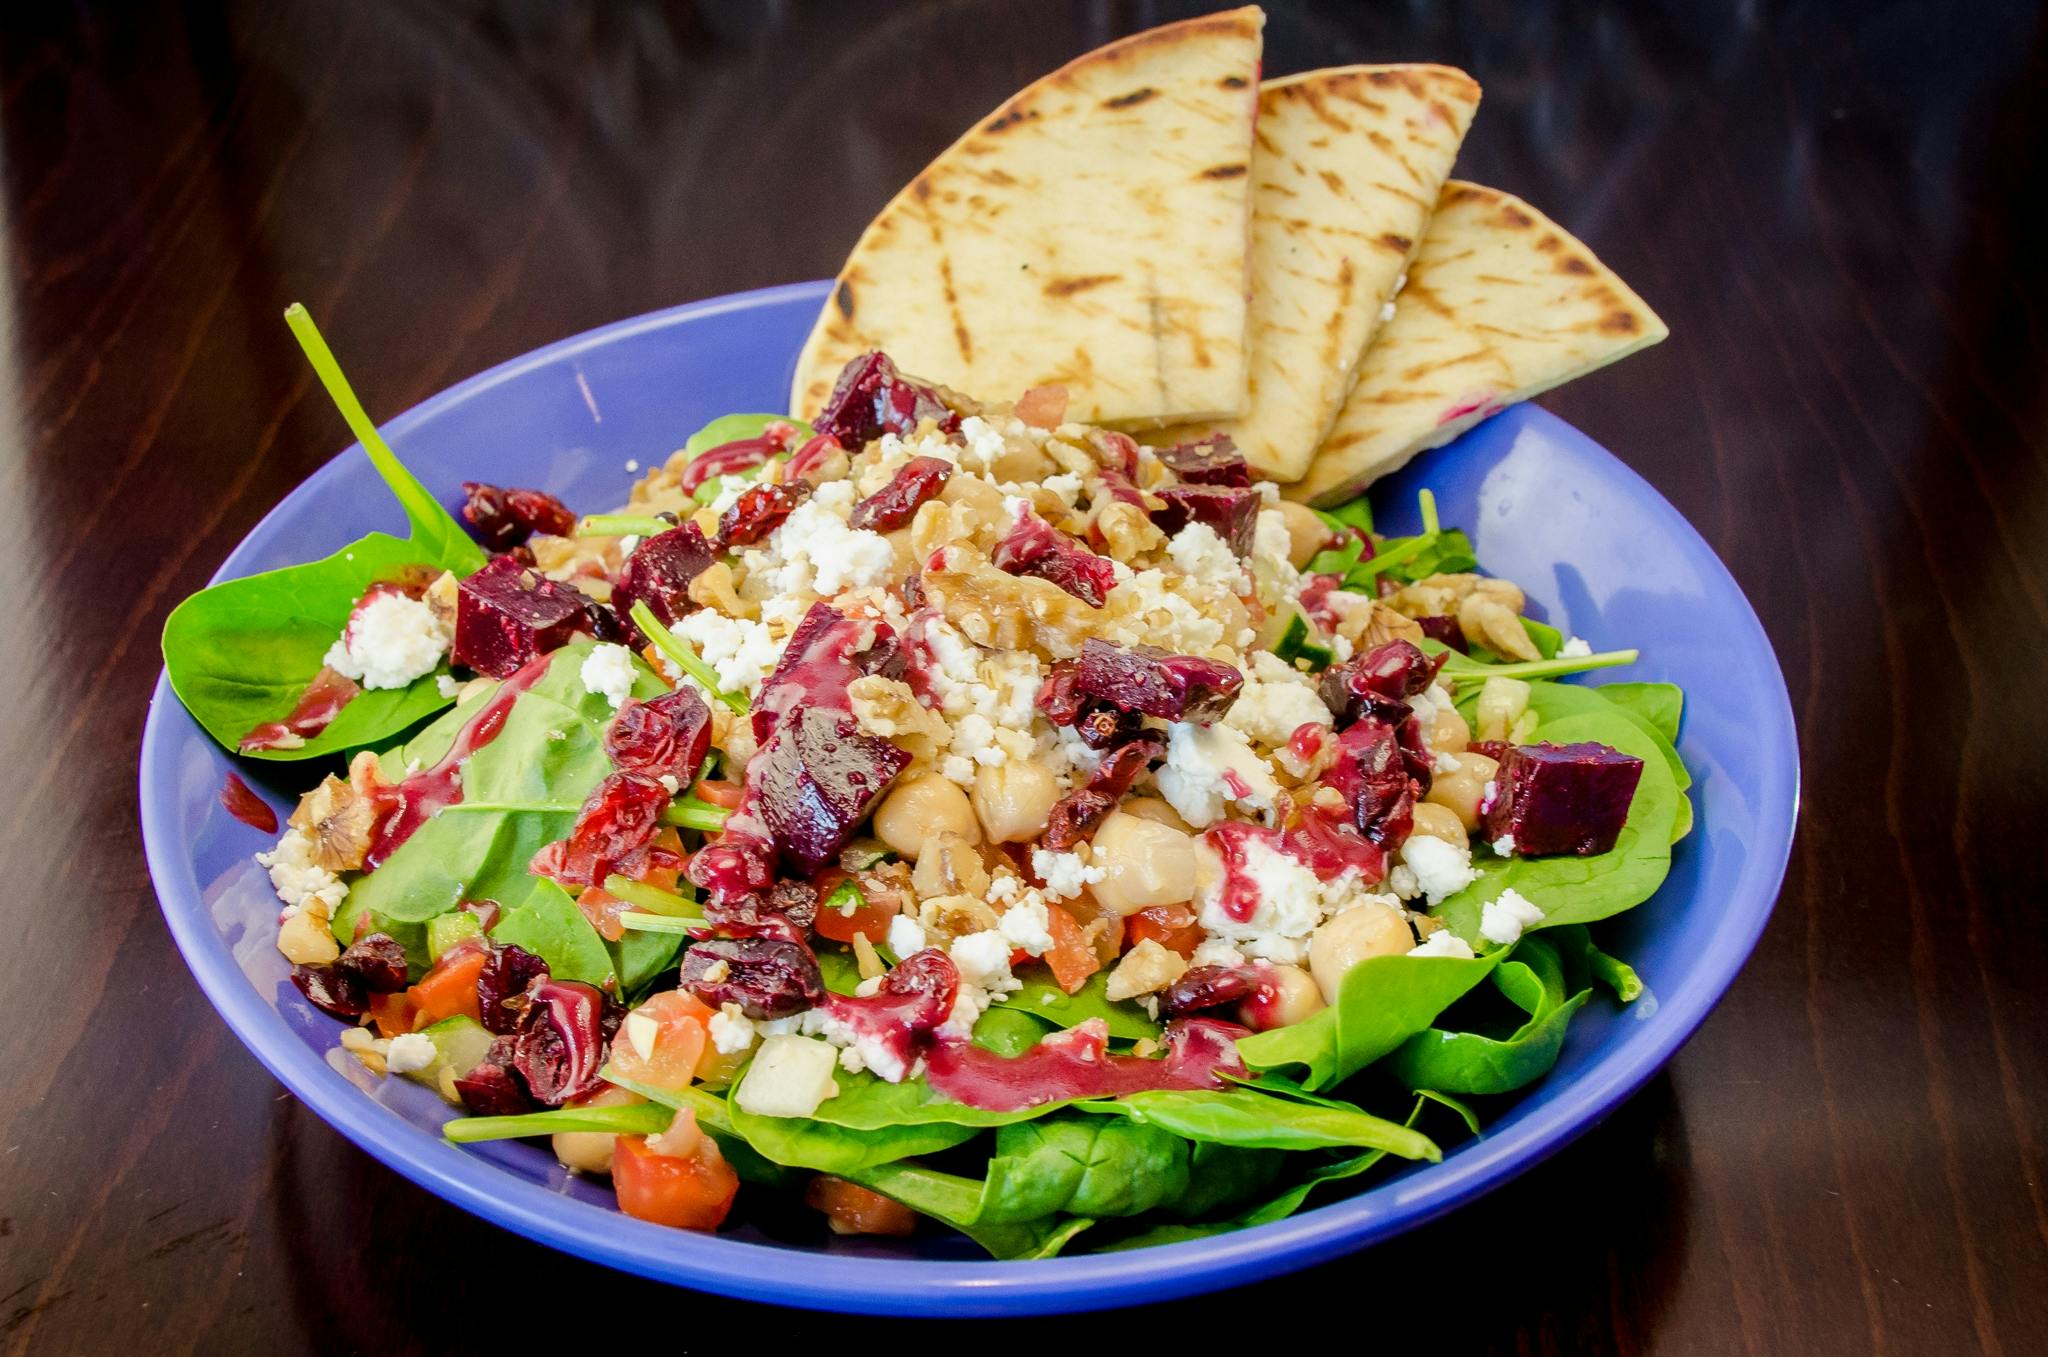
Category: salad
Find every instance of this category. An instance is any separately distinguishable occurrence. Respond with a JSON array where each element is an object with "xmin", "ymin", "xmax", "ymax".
[{"xmin": 164, "ymin": 310, "xmax": 1689, "ymax": 1255}]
